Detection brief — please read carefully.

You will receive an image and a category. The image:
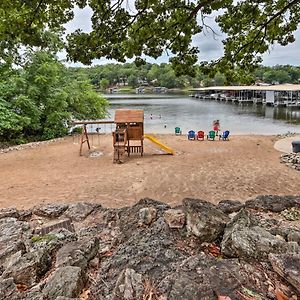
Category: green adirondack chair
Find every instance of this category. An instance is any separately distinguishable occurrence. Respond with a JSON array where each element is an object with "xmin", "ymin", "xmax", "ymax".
[
  {"xmin": 207, "ymin": 130, "xmax": 216, "ymax": 140},
  {"xmin": 175, "ymin": 127, "xmax": 182, "ymax": 135}
]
